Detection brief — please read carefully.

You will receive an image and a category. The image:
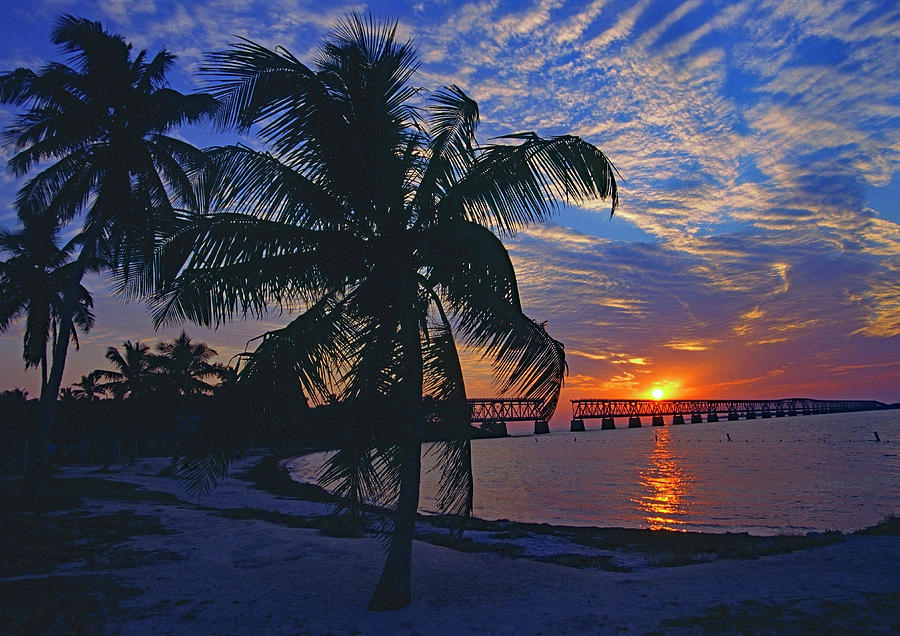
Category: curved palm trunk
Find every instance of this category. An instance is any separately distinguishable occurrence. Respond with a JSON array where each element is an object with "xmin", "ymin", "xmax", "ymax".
[{"xmin": 368, "ymin": 312, "xmax": 424, "ymax": 611}]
